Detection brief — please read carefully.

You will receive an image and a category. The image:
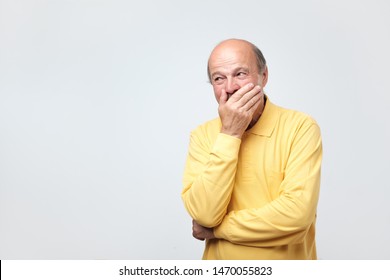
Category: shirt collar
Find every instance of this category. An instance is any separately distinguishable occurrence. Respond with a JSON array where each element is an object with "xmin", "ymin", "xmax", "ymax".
[{"xmin": 246, "ymin": 96, "xmax": 279, "ymax": 137}]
